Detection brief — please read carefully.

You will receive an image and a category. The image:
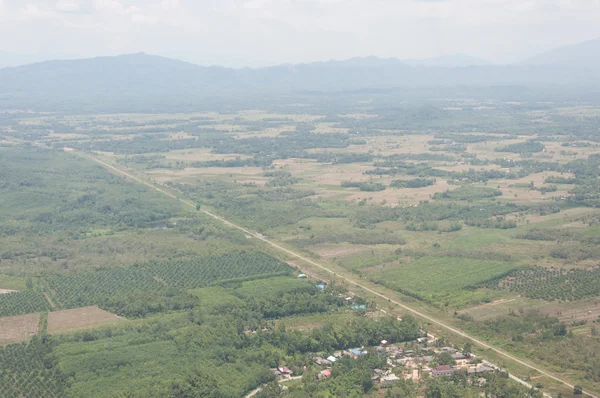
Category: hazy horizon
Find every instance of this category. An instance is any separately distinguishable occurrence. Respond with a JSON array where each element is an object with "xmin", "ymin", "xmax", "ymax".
[{"xmin": 1, "ymin": 0, "xmax": 600, "ymax": 68}]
